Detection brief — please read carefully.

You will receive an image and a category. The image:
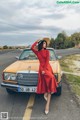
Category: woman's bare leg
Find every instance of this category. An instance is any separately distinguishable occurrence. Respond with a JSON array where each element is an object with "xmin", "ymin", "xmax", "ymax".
[
  {"xmin": 45, "ymin": 93, "xmax": 51, "ymax": 113},
  {"xmin": 44, "ymin": 92, "xmax": 48, "ymax": 98},
  {"xmin": 44, "ymin": 92, "xmax": 48, "ymax": 101}
]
